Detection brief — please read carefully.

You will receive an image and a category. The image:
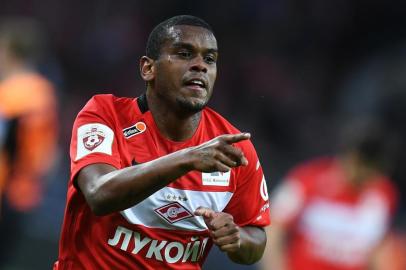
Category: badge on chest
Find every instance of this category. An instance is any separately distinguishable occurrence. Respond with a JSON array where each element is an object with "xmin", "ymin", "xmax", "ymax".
[{"xmin": 202, "ymin": 171, "xmax": 231, "ymax": 186}]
